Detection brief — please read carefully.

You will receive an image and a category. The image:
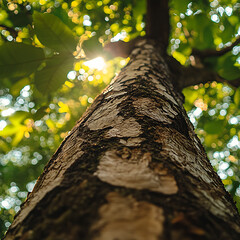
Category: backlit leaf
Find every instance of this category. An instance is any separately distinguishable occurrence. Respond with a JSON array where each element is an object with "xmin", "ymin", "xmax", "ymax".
[
  {"xmin": 0, "ymin": 42, "xmax": 44, "ymax": 81},
  {"xmin": 46, "ymin": 119, "xmax": 56, "ymax": 131},
  {"xmin": 33, "ymin": 106, "xmax": 48, "ymax": 120},
  {"xmin": 172, "ymin": 51, "xmax": 186, "ymax": 65},
  {"xmin": 11, "ymin": 126, "xmax": 26, "ymax": 146},
  {"xmin": 218, "ymin": 55, "xmax": 240, "ymax": 80},
  {"xmin": 234, "ymin": 87, "xmax": 240, "ymax": 106},
  {"xmin": 204, "ymin": 120, "xmax": 225, "ymax": 134},
  {"xmin": 82, "ymin": 36, "xmax": 103, "ymax": 59},
  {"xmin": 10, "ymin": 78, "xmax": 31, "ymax": 97},
  {"xmin": 33, "ymin": 12, "xmax": 77, "ymax": 53},
  {"xmin": 0, "ymin": 125, "xmax": 18, "ymax": 137},
  {"xmin": 173, "ymin": 0, "xmax": 189, "ymax": 13},
  {"xmin": 34, "ymin": 54, "xmax": 74, "ymax": 94},
  {"xmin": 133, "ymin": 0, "xmax": 146, "ymax": 18},
  {"xmin": 0, "ymin": 140, "xmax": 10, "ymax": 153},
  {"xmin": 9, "ymin": 111, "xmax": 30, "ymax": 126}
]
